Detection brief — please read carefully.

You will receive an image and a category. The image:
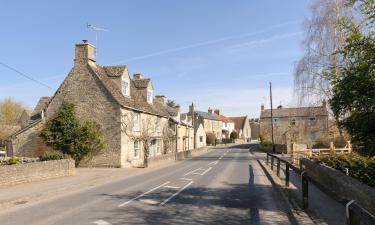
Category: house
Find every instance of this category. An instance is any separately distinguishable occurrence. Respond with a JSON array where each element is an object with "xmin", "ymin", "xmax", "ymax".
[
  {"xmin": 213, "ymin": 109, "xmax": 235, "ymax": 139},
  {"xmin": 259, "ymin": 102, "xmax": 329, "ymax": 152},
  {"xmin": 250, "ymin": 118, "xmax": 260, "ymax": 140},
  {"xmin": 176, "ymin": 113, "xmax": 194, "ymax": 152},
  {"xmin": 7, "ymin": 41, "xmax": 179, "ymax": 168},
  {"xmin": 187, "ymin": 103, "xmax": 222, "ymax": 141},
  {"xmin": 229, "ymin": 116, "xmax": 251, "ymax": 142}
]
